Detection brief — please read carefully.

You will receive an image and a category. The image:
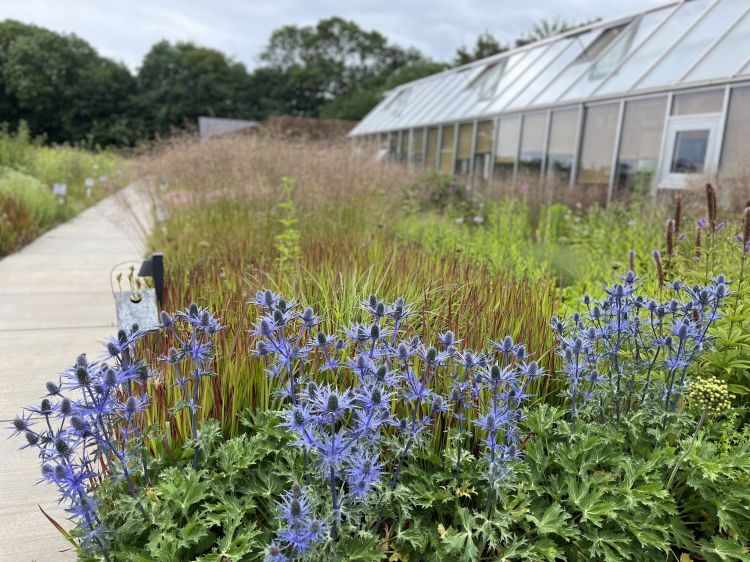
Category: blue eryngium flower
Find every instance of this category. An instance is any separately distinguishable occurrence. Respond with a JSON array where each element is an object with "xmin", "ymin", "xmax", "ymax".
[
  {"xmin": 254, "ymin": 290, "xmax": 537, "ymax": 548},
  {"xmin": 269, "ymin": 486, "xmax": 327, "ymax": 560},
  {"xmin": 553, "ymin": 274, "xmax": 730, "ymax": 424},
  {"xmin": 11, "ymin": 305, "xmax": 223, "ymax": 561}
]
